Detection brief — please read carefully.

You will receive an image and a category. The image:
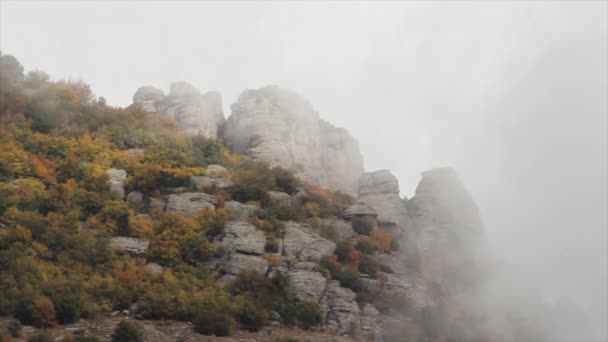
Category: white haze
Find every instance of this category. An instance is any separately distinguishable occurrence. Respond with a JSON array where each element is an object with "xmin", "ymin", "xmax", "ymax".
[{"xmin": 1, "ymin": 1, "xmax": 606, "ymax": 340}]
